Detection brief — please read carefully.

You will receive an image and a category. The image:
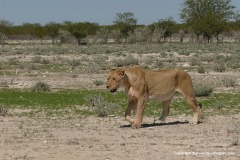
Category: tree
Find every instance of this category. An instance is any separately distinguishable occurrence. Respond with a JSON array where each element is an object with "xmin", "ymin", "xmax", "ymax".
[
  {"xmin": 0, "ymin": 19, "xmax": 13, "ymax": 35},
  {"xmin": 46, "ymin": 22, "xmax": 60, "ymax": 45},
  {"xmin": 180, "ymin": 0, "xmax": 235, "ymax": 43},
  {"xmin": 64, "ymin": 21, "xmax": 98, "ymax": 45},
  {"xmin": 96, "ymin": 26, "xmax": 109, "ymax": 43},
  {"xmin": 134, "ymin": 26, "xmax": 152, "ymax": 43},
  {"xmin": 150, "ymin": 17, "xmax": 176, "ymax": 42},
  {"xmin": 20, "ymin": 23, "xmax": 46, "ymax": 40},
  {"xmin": 113, "ymin": 12, "xmax": 137, "ymax": 40}
]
